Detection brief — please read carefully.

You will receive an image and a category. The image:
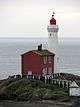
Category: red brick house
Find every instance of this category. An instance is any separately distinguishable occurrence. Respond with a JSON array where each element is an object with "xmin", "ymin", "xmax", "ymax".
[{"xmin": 21, "ymin": 45, "xmax": 55, "ymax": 77}]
